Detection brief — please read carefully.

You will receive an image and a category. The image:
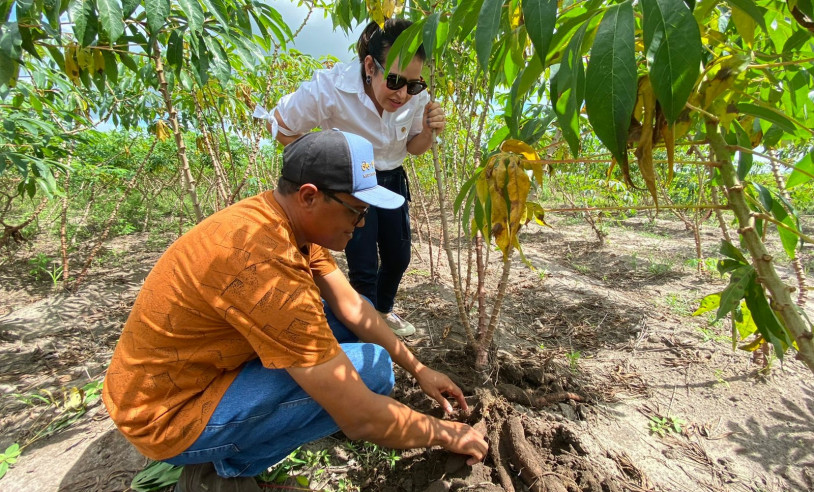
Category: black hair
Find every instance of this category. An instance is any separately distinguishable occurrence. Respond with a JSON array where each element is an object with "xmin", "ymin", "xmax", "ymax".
[
  {"xmin": 356, "ymin": 18, "xmax": 426, "ymax": 78},
  {"xmin": 275, "ymin": 176, "xmax": 300, "ymax": 195},
  {"xmin": 275, "ymin": 176, "xmax": 334, "ymax": 203}
]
